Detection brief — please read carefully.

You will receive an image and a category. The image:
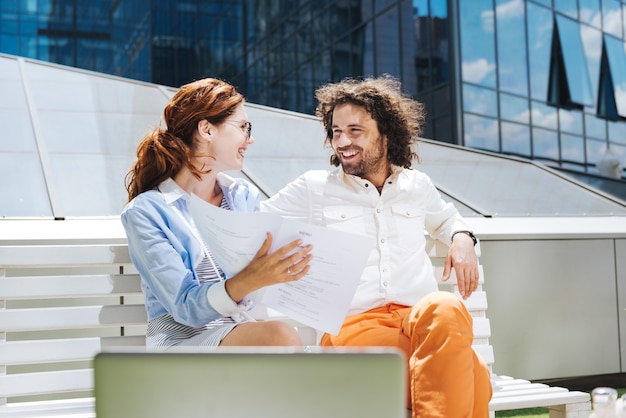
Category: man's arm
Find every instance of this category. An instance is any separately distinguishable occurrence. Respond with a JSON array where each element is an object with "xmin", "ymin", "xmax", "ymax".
[{"xmin": 260, "ymin": 172, "xmax": 317, "ymax": 221}]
